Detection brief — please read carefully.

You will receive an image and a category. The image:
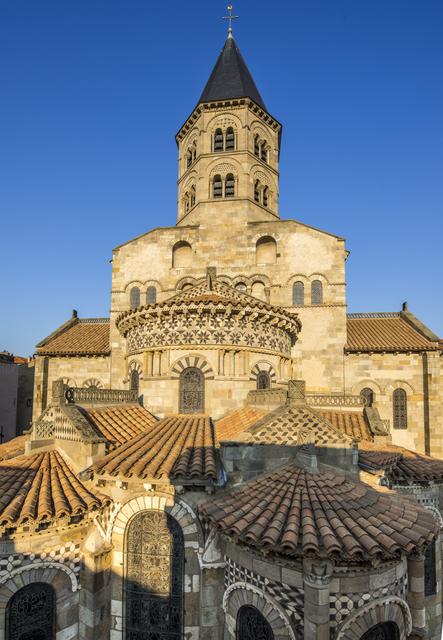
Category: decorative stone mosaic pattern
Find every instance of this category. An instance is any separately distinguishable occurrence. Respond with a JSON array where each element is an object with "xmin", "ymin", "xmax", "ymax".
[
  {"xmin": 125, "ymin": 313, "xmax": 292, "ymax": 356},
  {"xmin": 329, "ymin": 573, "xmax": 407, "ymax": 628},
  {"xmin": 224, "ymin": 557, "xmax": 304, "ymax": 625},
  {"xmin": 0, "ymin": 543, "xmax": 82, "ymax": 581}
]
